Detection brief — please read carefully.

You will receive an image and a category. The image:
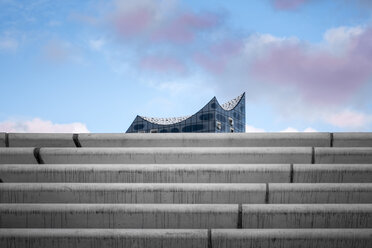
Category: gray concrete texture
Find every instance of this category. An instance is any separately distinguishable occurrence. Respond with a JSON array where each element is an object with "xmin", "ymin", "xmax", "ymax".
[
  {"xmin": 0, "ymin": 148, "xmax": 37, "ymax": 164},
  {"xmin": 269, "ymin": 183, "xmax": 372, "ymax": 203},
  {"xmin": 0, "ymin": 132, "xmax": 5, "ymax": 147},
  {"xmin": 242, "ymin": 204, "xmax": 372, "ymax": 228},
  {"xmin": 333, "ymin": 133, "xmax": 372, "ymax": 147},
  {"xmin": 8, "ymin": 133, "xmax": 76, "ymax": 147},
  {"xmin": 211, "ymin": 229, "xmax": 372, "ymax": 248},
  {"xmin": 0, "ymin": 183, "xmax": 266, "ymax": 204},
  {"xmin": 315, "ymin": 147, "xmax": 372, "ymax": 163},
  {"xmin": 0, "ymin": 229, "xmax": 209, "ymax": 248},
  {"xmin": 293, "ymin": 164, "xmax": 372, "ymax": 183},
  {"xmin": 0, "ymin": 164, "xmax": 291, "ymax": 183},
  {"xmin": 0, "ymin": 204, "xmax": 238, "ymax": 229}
]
